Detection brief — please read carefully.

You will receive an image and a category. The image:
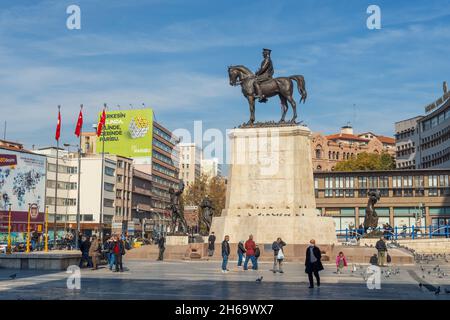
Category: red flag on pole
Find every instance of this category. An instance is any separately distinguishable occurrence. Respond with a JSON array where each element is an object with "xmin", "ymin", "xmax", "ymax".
[
  {"xmin": 55, "ymin": 106, "xmax": 61, "ymax": 141},
  {"xmin": 96, "ymin": 107, "xmax": 106, "ymax": 137},
  {"xmin": 75, "ymin": 105, "xmax": 83, "ymax": 137}
]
